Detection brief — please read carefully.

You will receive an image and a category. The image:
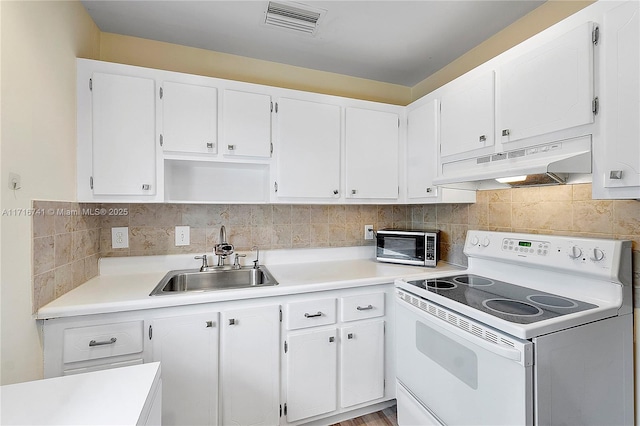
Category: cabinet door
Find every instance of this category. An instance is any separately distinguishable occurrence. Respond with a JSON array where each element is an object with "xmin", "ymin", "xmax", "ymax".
[
  {"xmin": 162, "ymin": 81, "xmax": 217, "ymax": 154},
  {"xmin": 286, "ymin": 328, "xmax": 338, "ymax": 422},
  {"xmin": 222, "ymin": 90, "xmax": 272, "ymax": 157},
  {"xmin": 407, "ymin": 100, "xmax": 438, "ymax": 199},
  {"xmin": 595, "ymin": 1, "xmax": 640, "ymax": 198},
  {"xmin": 440, "ymin": 71, "xmax": 495, "ymax": 159},
  {"xmin": 339, "ymin": 321, "xmax": 385, "ymax": 408},
  {"xmin": 276, "ymin": 98, "xmax": 341, "ymax": 199},
  {"xmin": 220, "ymin": 305, "xmax": 280, "ymax": 426},
  {"xmin": 151, "ymin": 313, "xmax": 219, "ymax": 426},
  {"xmin": 345, "ymin": 107, "xmax": 399, "ymax": 199},
  {"xmin": 91, "ymin": 72, "xmax": 156, "ymax": 196},
  {"xmin": 498, "ymin": 22, "xmax": 595, "ymax": 145}
]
